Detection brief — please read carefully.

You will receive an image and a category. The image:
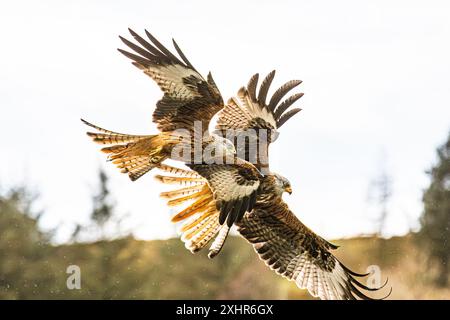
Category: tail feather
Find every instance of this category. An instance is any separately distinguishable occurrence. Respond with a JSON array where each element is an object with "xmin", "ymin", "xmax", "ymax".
[
  {"xmin": 159, "ymin": 185, "xmax": 205, "ymax": 200},
  {"xmin": 101, "ymin": 145, "xmax": 128, "ymax": 154},
  {"xmin": 82, "ymin": 118, "xmax": 131, "ymax": 135},
  {"xmin": 119, "ymin": 155, "xmax": 160, "ymax": 181},
  {"xmin": 154, "ymin": 175, "xmax": 205, "ymax": 185},
  {"xmin": 82, "ymin": 119, "xmax": 168, "ymax": 181},
  {"xmin": 82, "ymin": 119, "xmax": 148, "ymax": 144},
  {"xmin": 158, "ymin": 164, "xmax": 202, "ymax": 178},
  {"xmin": 86, "ymin": 132, "xmax": 147, "ymax": 145}
]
